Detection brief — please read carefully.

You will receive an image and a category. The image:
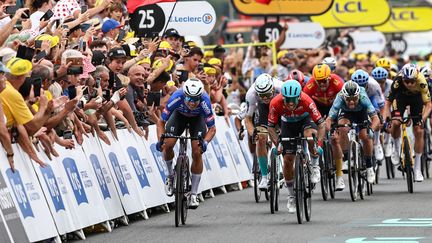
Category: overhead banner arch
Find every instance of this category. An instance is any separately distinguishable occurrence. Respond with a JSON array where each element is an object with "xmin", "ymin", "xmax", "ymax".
[
  {"xmin": 231, "ymin": 0, "xmax": 334, "ymax": 16},
  {"xmin": 310, "ymin": 0, "xmax": 391, "ymax": 28},
  {"xmin": 374, "ymin": 7, "xmax": 432, "ymax": 33}
]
